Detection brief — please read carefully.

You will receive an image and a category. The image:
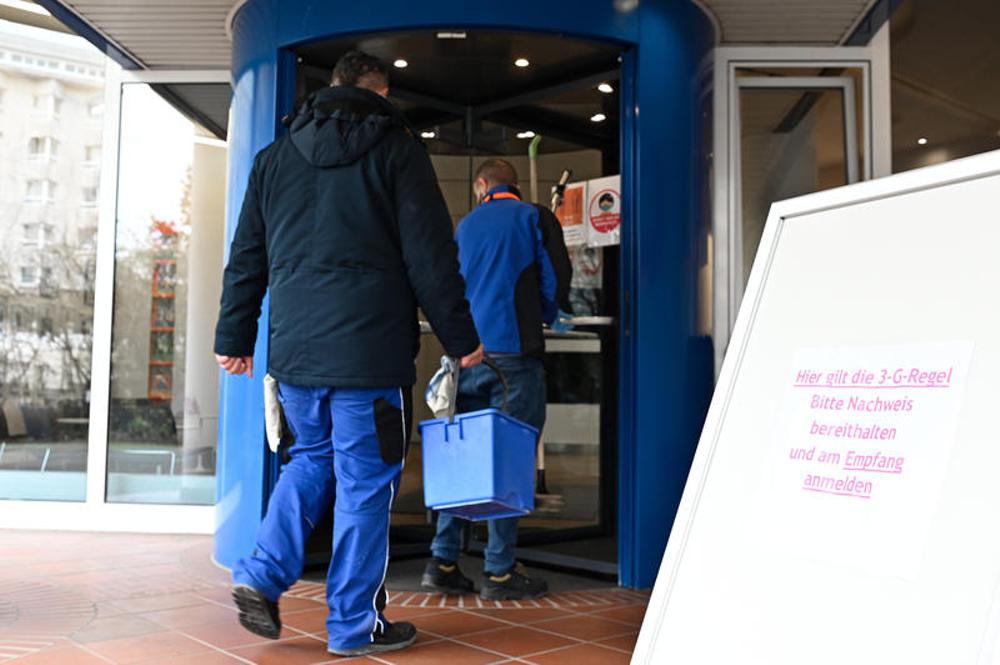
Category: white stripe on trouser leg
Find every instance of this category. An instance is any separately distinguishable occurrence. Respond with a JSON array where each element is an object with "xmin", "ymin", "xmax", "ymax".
[
  {"xmin": 398, "ymin": 388, "xmax": 407, "ymax": 472},
  {"xmin": 370, "ymin": 389, "xmax": 406, "ymax": 642},
  {"xmin": 371, "ymin": 466, "xmax": 401, "ymax": 641}
]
